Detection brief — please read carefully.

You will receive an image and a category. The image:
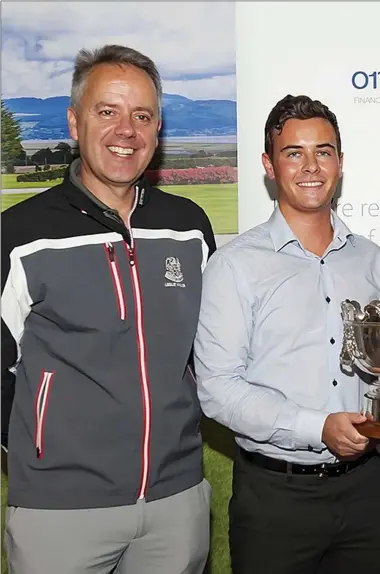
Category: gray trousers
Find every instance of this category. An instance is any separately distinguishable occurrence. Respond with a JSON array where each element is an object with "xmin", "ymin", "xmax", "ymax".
[{"xmin": 5, "ymin": 479, "xmax": 211, "ymax": 574}]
